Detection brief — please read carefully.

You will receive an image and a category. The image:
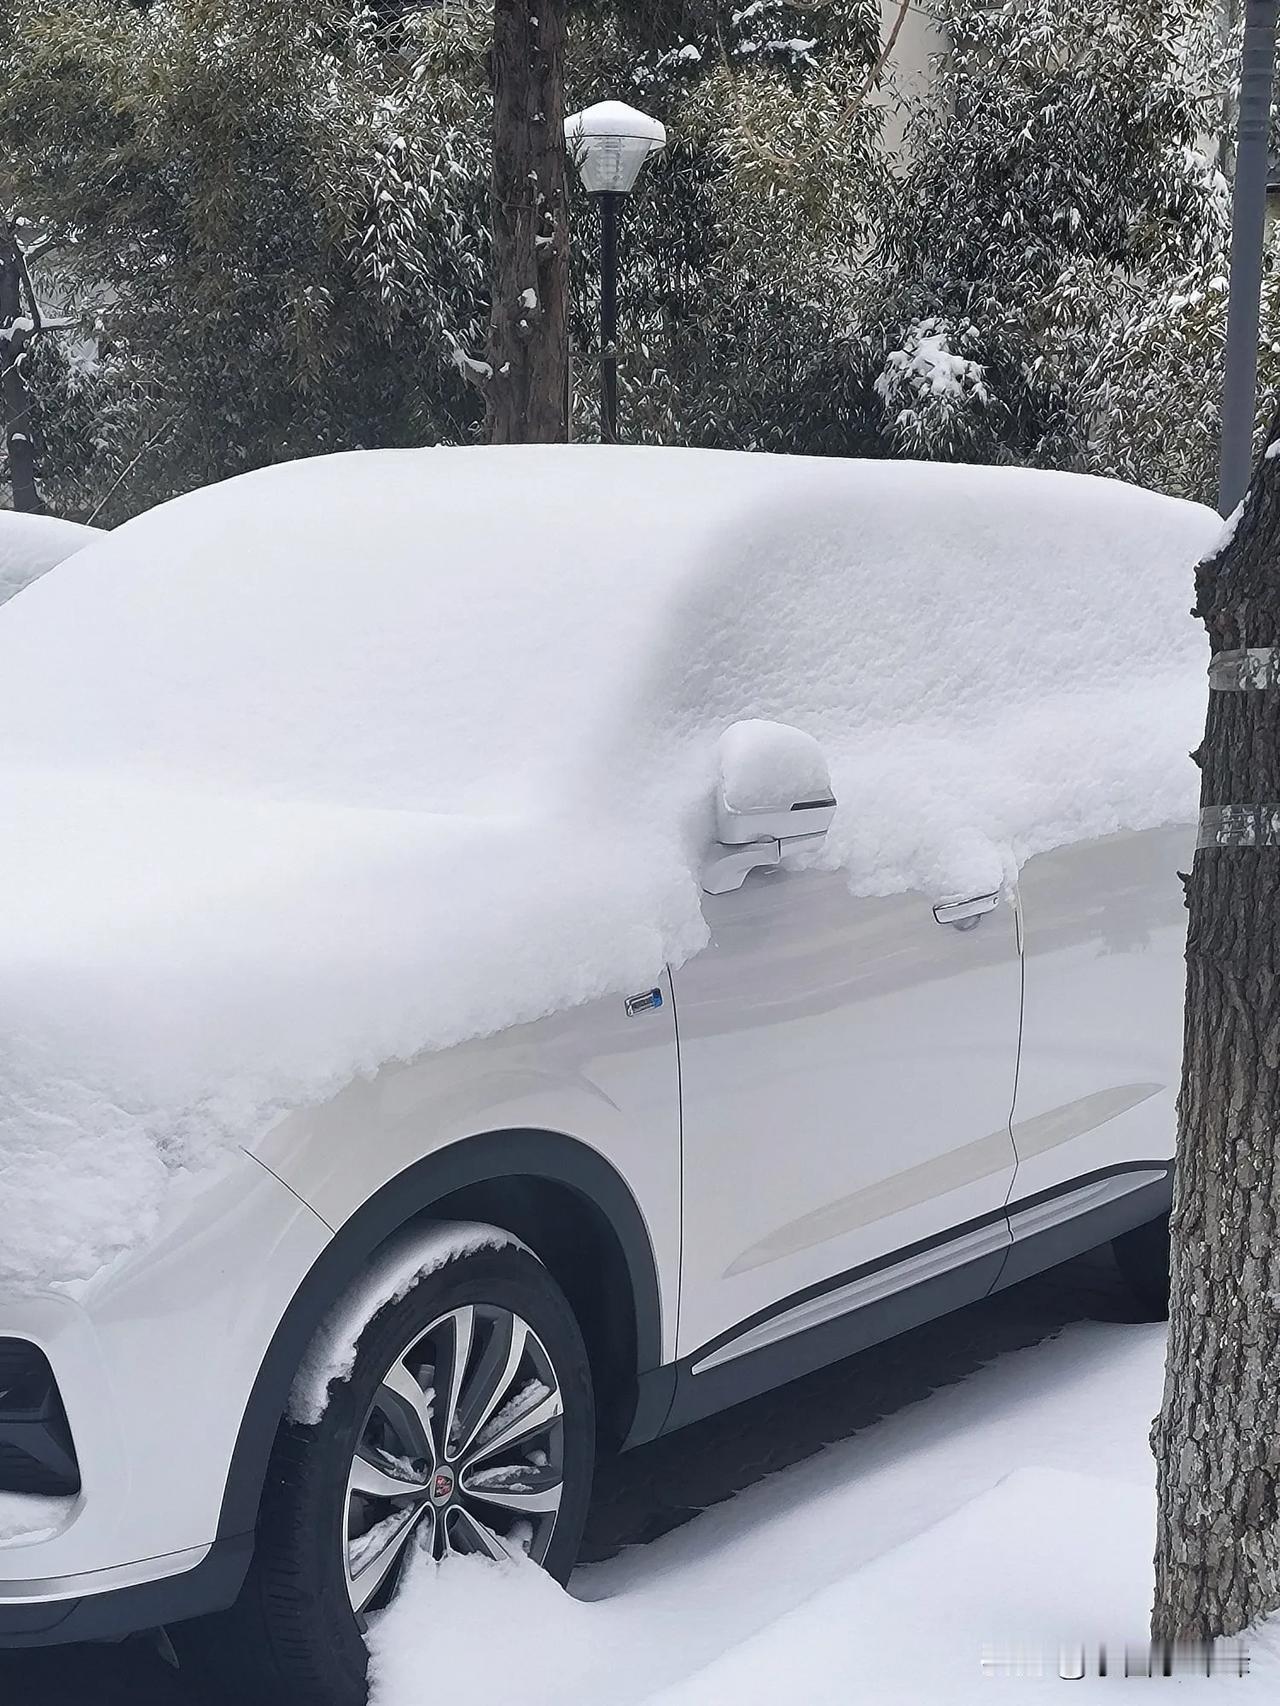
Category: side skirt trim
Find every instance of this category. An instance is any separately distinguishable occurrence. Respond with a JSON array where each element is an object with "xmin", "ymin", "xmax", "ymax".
[
  {"xmin": 691, "ymin": 1220, "xmax": 1011, "ymax": 1375},
  {"xmin": 655, "ymin": 1162, "xmax": 1172, "ymax": 1442},
  {"xmin": 1006, "ymin": 1167, "xmax": 1168, "ymax": 1244},
  {"xmin": 681, "ymin": 1160, "xmax": 1172, "ymax": 1385}
]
